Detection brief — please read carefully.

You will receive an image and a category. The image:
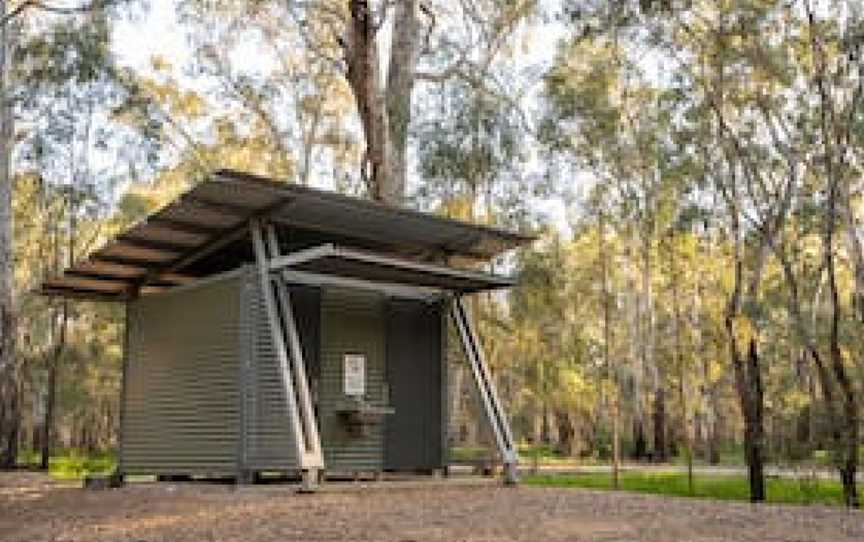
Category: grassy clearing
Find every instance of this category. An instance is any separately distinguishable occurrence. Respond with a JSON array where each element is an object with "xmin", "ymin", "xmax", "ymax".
[
  {"xmin": 17, "ymin": 450, "xmax": 117, "ymax": 480},
  {"xmin": 523, "ymin": 471, "xmax": 847, "ymax": 507}
]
